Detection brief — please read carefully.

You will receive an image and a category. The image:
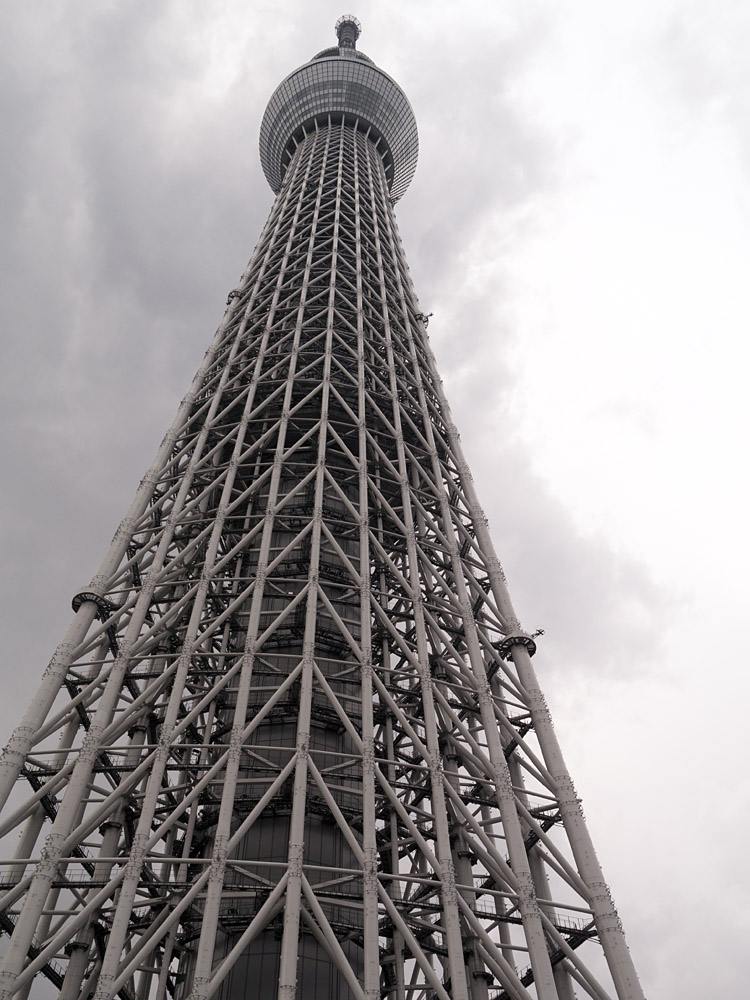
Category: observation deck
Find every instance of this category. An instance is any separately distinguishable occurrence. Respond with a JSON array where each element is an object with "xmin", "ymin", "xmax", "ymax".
[{"xmin": 259, "ymin": 16, "xmax": 418, "ymax": 202}]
